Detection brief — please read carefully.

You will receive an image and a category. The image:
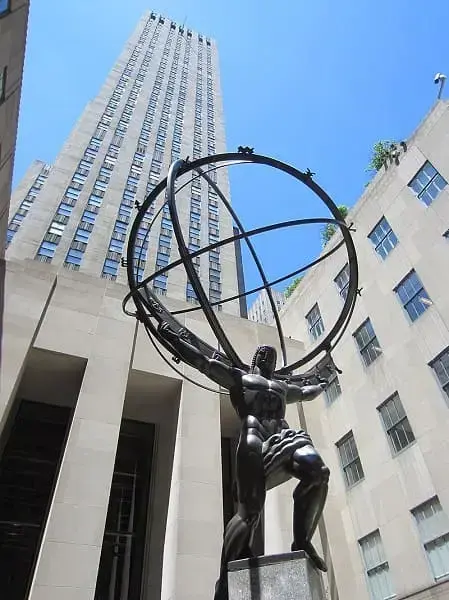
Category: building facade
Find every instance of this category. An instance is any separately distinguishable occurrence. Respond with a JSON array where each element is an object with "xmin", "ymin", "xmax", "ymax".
[
  {"xmin": 280, "ymin": 100, "xmax": 449, "ymax": 600},
  {"xmin": 248, "ymin": 288, "xmax": 286, "ymax": 325},
  {"xmin": 0, "ymin": 12, "xmax": 307, "ymax": 600},
  {"xmin": 7, "ymin": 11, "xmax": 240, "ymax": 314},
  {"xmin": 0, "ymin": 0, "xmax": 30, "ymax": 256}
]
